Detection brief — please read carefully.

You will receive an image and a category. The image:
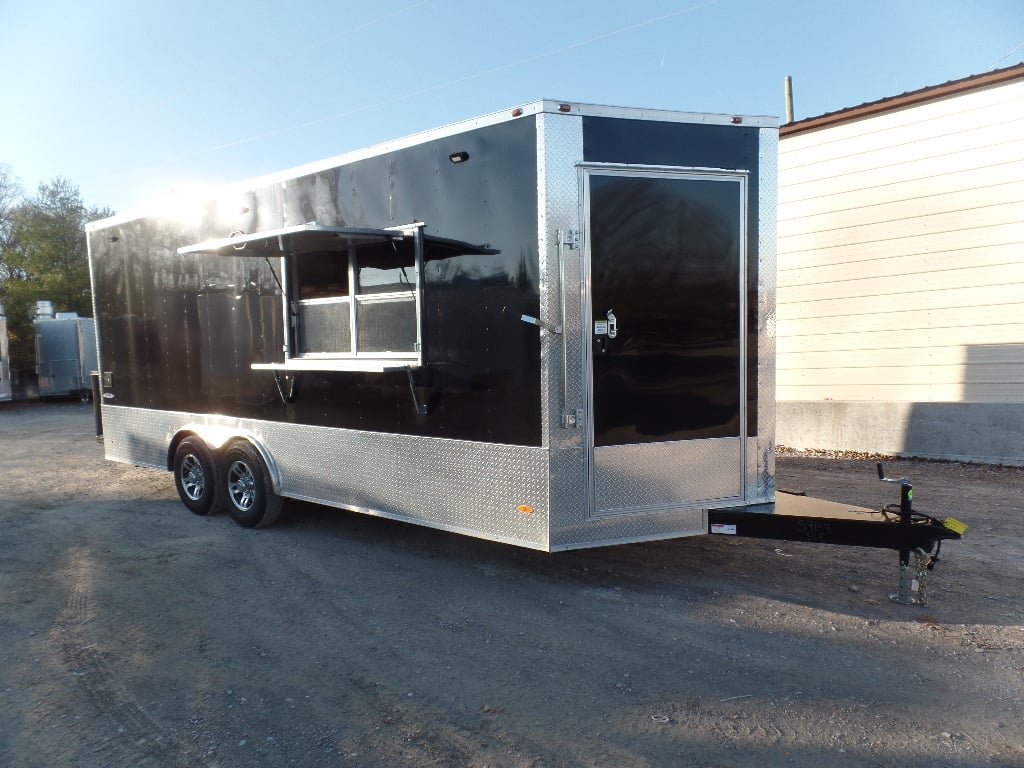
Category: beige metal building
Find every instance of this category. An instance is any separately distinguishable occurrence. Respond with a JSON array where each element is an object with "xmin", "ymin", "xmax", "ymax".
[{"xmin": 776, "ymin": 63, "xmax": 1024, "ymax": 464}]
